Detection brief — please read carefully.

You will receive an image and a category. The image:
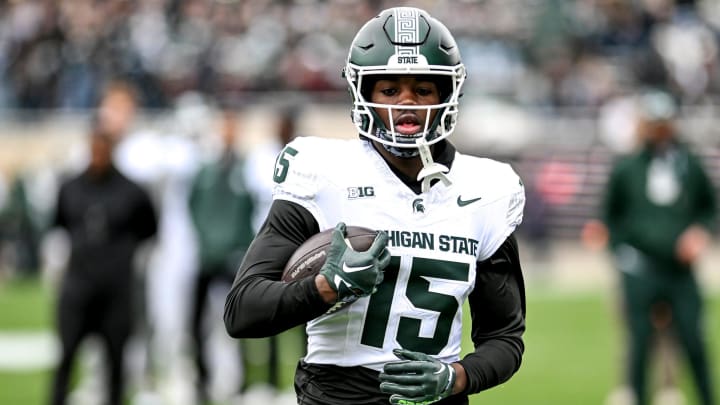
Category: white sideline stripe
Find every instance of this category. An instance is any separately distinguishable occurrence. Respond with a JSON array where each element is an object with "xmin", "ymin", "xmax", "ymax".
[{"xmin": 0, "ymin": 331, "xmax": 57, "ymax": 370}]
